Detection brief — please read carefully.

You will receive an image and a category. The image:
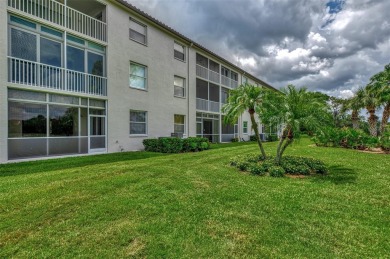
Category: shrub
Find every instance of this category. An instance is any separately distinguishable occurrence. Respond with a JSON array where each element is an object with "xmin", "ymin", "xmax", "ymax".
[
  {"xmin": 142, "ymin": 139, "xmax": 160, "ymax": 152},
  {"xmin": 249, "ymin": 135, "xmax": 257, "ymax": 141},
  {"xmin": 236, "ymin": 160, "xmax": 251, "ymax": 171},
  {"xmin": 248, "ymin": 164, "xmax": 266, "ymax": 176},
  {"xmin": 267, "ymin": 134, "xmax": 278, "ymax": 142},
  {"xmin": 143, "ymin": 137, "xmax": 210, "ymax": 153},
  {"xmin": 269, "ymin": 166, "xmax": 285, "ymax": 177},
  {"xmin": 281, "ymin": 156, "xmax": 328, "ymax": 175}
]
